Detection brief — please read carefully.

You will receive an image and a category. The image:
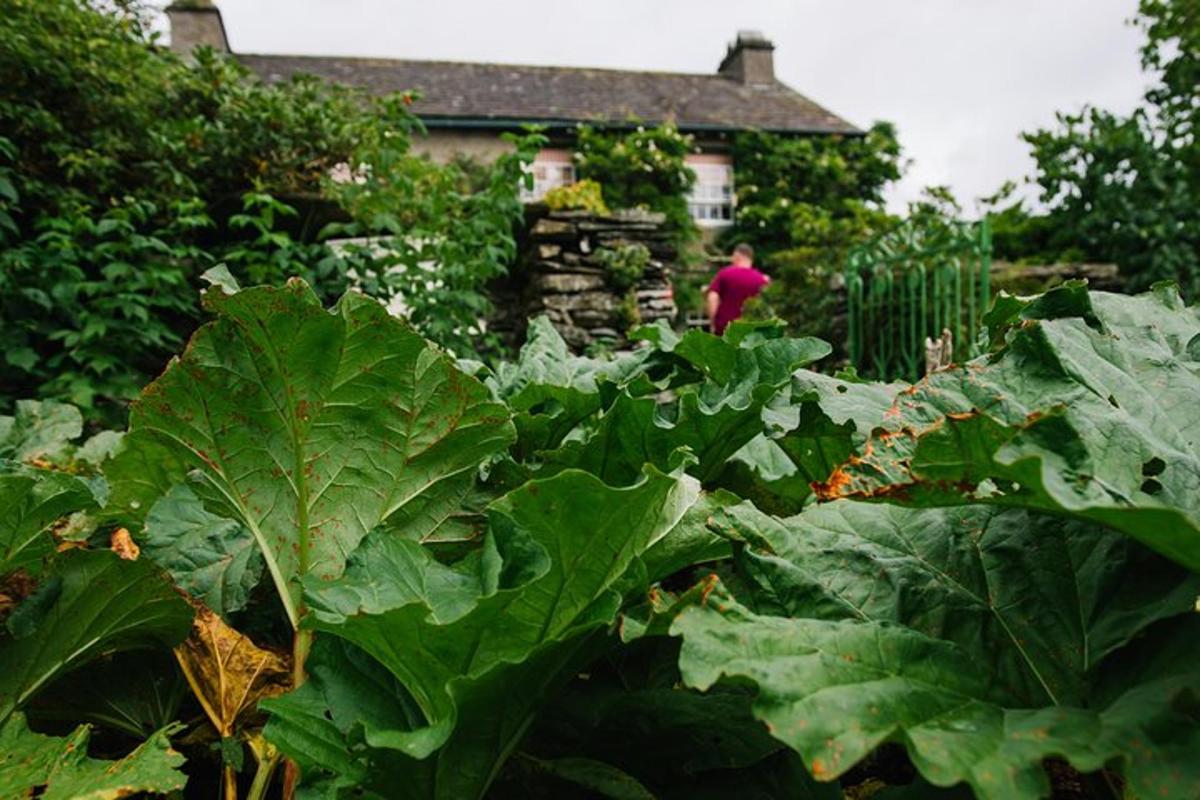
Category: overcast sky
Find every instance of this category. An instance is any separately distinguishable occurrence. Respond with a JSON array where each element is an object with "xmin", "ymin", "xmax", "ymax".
[{"xmin": 155, "ymin": 0, "xmax": 1151, "ymax": 215}]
